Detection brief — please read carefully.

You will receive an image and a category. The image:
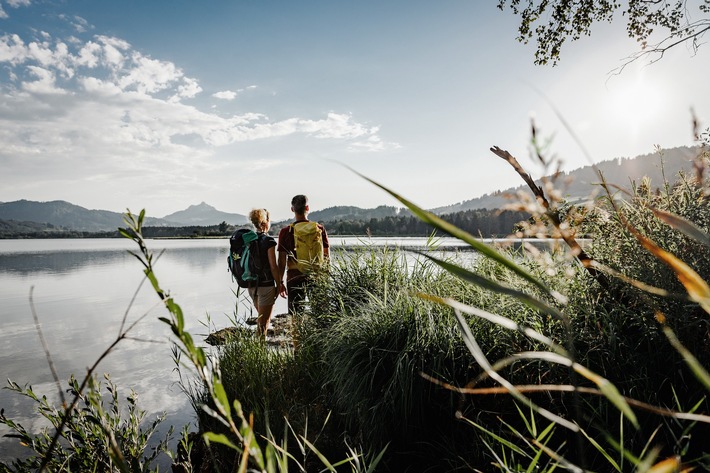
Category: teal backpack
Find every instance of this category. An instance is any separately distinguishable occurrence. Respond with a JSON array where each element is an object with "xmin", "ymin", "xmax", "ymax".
[{"xmin": 228, "ymin": 228, "xmax": 262, "ymax": 288}]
